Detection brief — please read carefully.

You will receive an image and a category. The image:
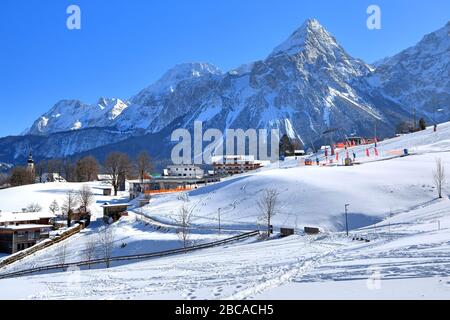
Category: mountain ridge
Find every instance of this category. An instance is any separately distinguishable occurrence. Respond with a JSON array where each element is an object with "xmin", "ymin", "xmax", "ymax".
[{"xmin": 2, "ymin": 18, "xmax": 447, "ymax": 164}]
